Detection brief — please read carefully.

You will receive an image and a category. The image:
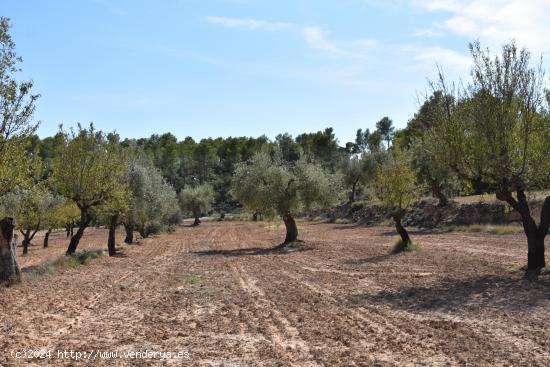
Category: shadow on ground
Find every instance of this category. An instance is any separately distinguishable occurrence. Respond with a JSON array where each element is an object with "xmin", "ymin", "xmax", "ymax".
[
  {"xmin": 344, "ymin": 254, "xmax": 392, "ymax": 265},
  {"xmin": 351, "ymin": 274, "xmax": 550, "ymax": 313},
  {"xmin": 193, "ymin": 243, "xmax": 313, "ymax": 257}
]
